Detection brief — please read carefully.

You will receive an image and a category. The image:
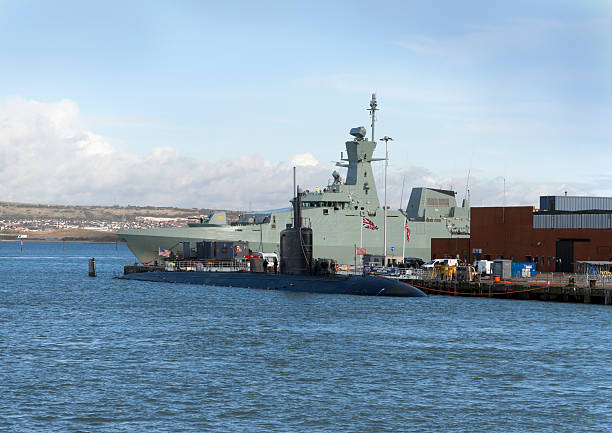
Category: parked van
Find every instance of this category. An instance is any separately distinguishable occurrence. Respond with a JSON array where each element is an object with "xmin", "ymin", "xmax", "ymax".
[{"xmin": 421, "ymin": 258, "xmax": 459, "ymax": 269}]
